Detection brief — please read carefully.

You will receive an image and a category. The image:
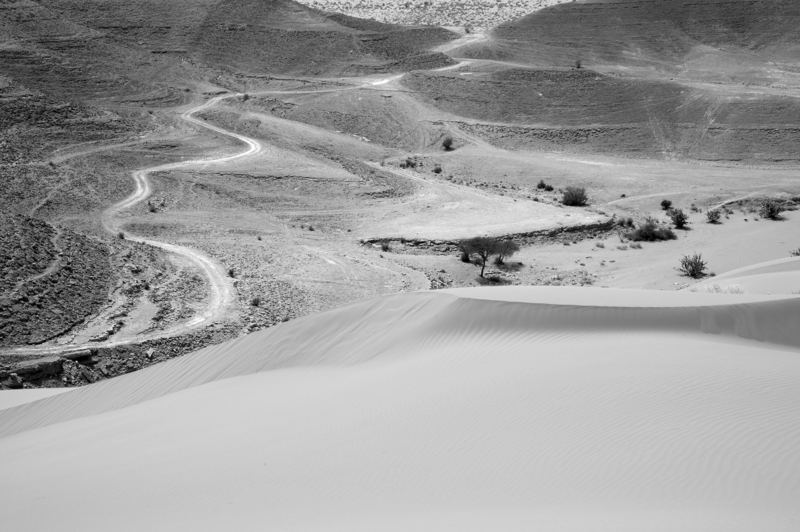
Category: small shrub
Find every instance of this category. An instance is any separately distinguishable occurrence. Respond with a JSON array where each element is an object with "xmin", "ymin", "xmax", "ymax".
[
  {"xmin": 250, "ymin": 296, "xmax": 261, "ymax": 307},
  {"xmin": 308, "ymin": 225, "xmax": 315, "ymax": 231},
  {"xmin": 706, "ymin": 209, "xmax": 721, "ymax": 224},
  {"xmin": 791, "ymin": 248, "xmax": 800, "ymax": 257},
  {"xmin": 759, "ymin": 199, "xmax": 783, "ymax": 220},
  {"xmin": 227, "ymin": 267, "xmax": 236, "ymax": 278},
  {"xmin": 380, "ymin": 241, "xmax": 391, "ymax": 252},
  {"xmin": 595, "ymin": 242, "xmax": 605, "ymax": 248},
  {"xmin": 679, "ymin": 253, "xmax": 707, "ymax": 278},
  {"xmin": 627, "ymin": 218, "xmax": 676, "ymax": 242},
  {"xmin": 629, "ymin": 242, "xmax": 642, "ymax": 249},
  {"xmin": 442, "ymin": 136, "xmax": 454, "ymax": 151},
  {"xmin": 432, "ymin": 164, "xmax": 442, "ymax": 174},
  {"xmin": 660, "ymin": 199, "xmax": 672, "ymax": 211},
  {"xmin": 562, "ymin": 186, "xmax": 588, "ymax": 206},
  {"xmin": 536, "ymin": 179, "xmax": 548, "ymax": 190},
  {"xmin": 669, "ymin": 208, "xmax": 689, "ymax": 229},
  {"xmin": 460, "ymin": 250, "xmax": 471, "ymax": 263},
  {"xmin": 616, "ymin": 217, "xmax": 634, "ymax": 228},
  {"xmin": 117, "ymin": 231, "xmax": 125, "ymax": 239},
  {"xmin": 242, "ymin": 93, "xmax": 250, "ymax": 102},
  {"xmin": 400, "ymin": 157, "xmax": 418, "ymax": 169}
]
